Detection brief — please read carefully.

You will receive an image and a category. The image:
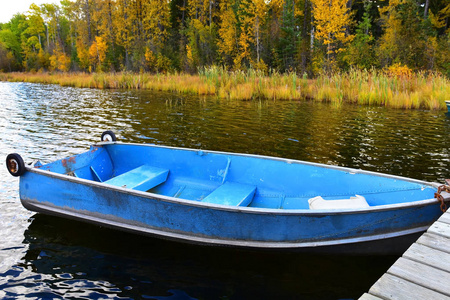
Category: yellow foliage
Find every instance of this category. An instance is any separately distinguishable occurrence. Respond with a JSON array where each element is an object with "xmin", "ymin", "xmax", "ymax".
[
  {"xmin": 89, "ymin": 36, "xmax": 108, "ymax": 72},
  {"xmin": 253, "ymin": 59, "xmax": 268, "ymax": 73},
  {"xmin": 269, "ymin": 0, "xmax": 284, "ymax": 19},
  {"xmin": 49, "ymin": 49, "xmax": 71, "ymax": 72},
  {"xmin": 145, "ymin": 48, "xmax": 157, "ymax": 71},
  {"xmin": 155, "ymin": 54, "xmax": 172, "ymax": 73},
  {"xmin": 235, "ymin": 0, "xmax": 257, "ymax": 68},
  {"xmin": 384, "ymin": 63, "xmax": 412, "ymax": 78},
  {"xmin": 76, "ymin": 39, "xmax": 90, "ymax": 71},
  {"xmin": 37, "ymin": 48, "xmax": 50, "ymax": 70},
  {"xmin": 49, "ymin": 55, "xmax": 57, "ymax": 71},
  {"xmin": 311, "ymin": 0, "xmax": 354, "ymax": 53},
  {"xmin": 218, "ymin": 0, "xmax": 238, "ymax": 62},
  {"xmin": 186, "ymin": 45, "xmax": 194, "ymax": 68},
  {"xmin": 378, "ymin": 4, "xmax": 402, "ymax": 64},
  {"xmin": 143, "ymin": 0, "xmax": 171, "ymax": 51},
  {"xmin": 429, "ymin": 11, "xmax": 447, "ymax": 29},
  {"xmin": 58, "ymin": 52, "xmax": 71, "ymax": 72}
]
